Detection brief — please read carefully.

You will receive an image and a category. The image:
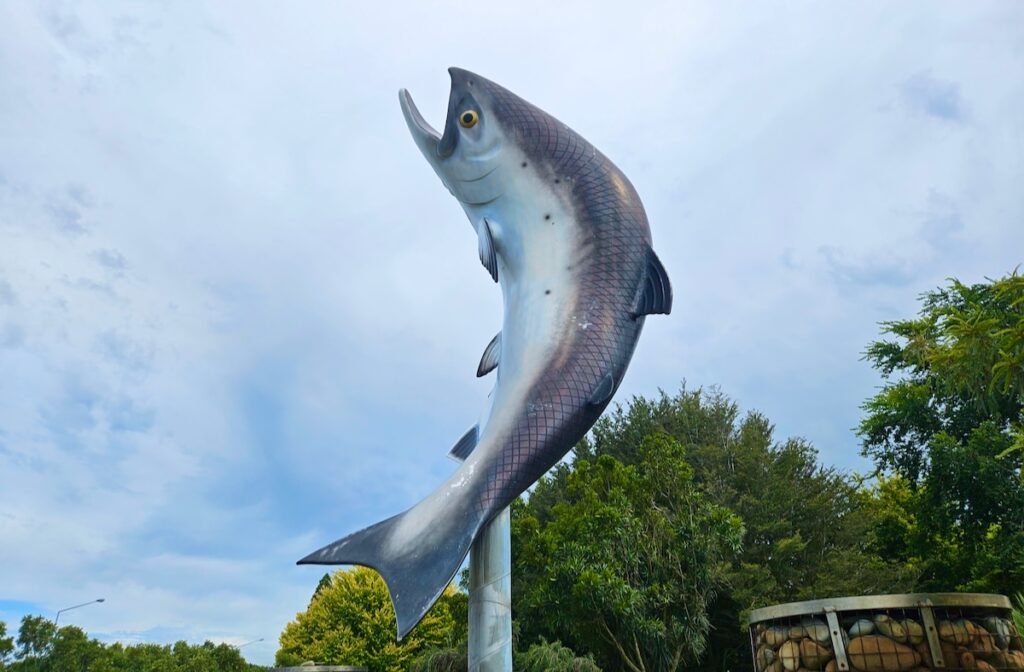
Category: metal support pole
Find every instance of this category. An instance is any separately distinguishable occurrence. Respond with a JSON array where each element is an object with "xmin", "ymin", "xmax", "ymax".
[{"xmin": 468, "ymin": 507, "xmax": 512, "ymax": 672}]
